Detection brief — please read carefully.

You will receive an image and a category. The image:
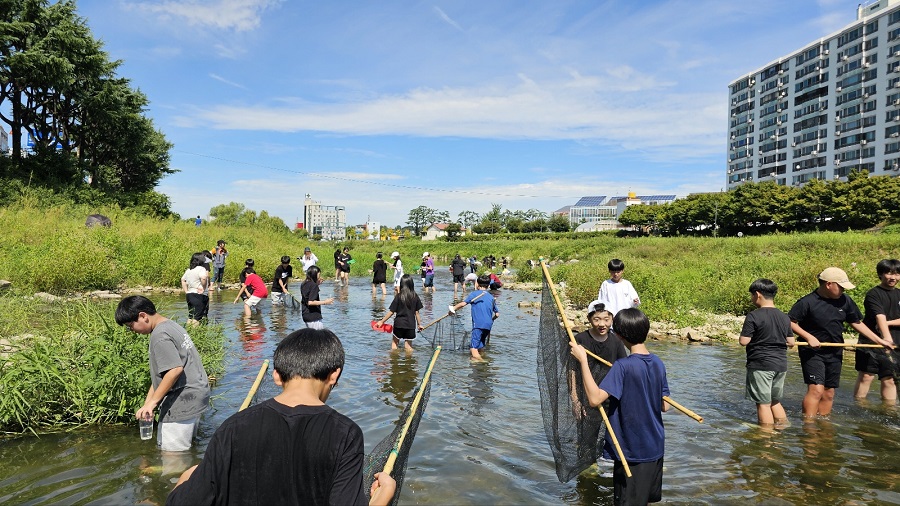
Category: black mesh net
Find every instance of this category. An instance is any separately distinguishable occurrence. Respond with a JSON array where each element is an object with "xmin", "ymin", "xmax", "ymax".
[
  {"xmin": 363, "ymin": 365, "xmax": 434, "ymax": 505},
  {"xmin": 420, "ymin": 315, "xmax": 469, "ymax": 352},
  {"xmin": 536, "ymin": 273, "xmax": 609, "ymax": 483}
]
